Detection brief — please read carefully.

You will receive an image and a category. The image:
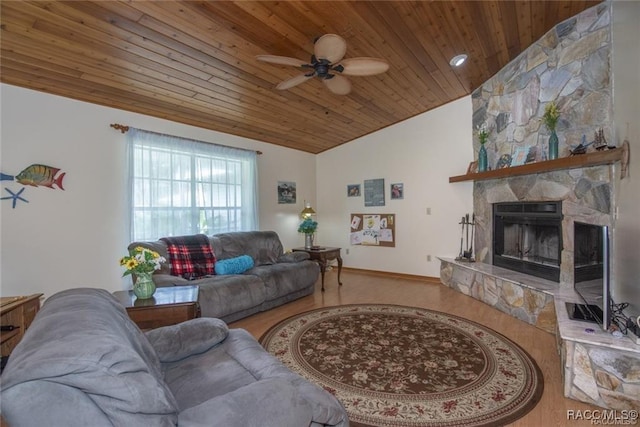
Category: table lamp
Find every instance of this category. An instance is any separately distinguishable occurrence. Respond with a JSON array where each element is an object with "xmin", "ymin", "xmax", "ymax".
[{"xmin": 300, "ymin": 201, "xmax": 316, "ymax": 219}]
